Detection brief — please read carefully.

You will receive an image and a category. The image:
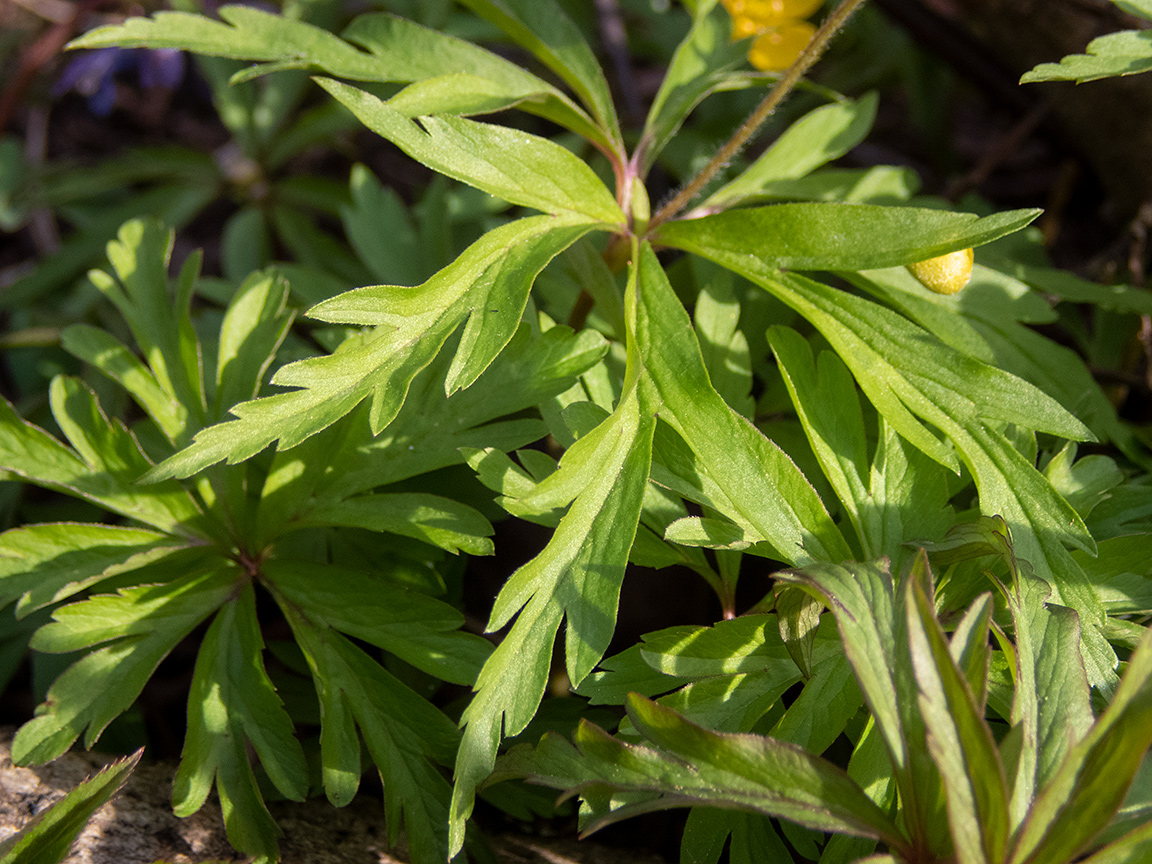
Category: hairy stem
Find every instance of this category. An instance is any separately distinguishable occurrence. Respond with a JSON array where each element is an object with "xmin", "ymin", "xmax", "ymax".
[{"xmin": 647, "ymin": 0, "xmax": 871, "ymax": 232}]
